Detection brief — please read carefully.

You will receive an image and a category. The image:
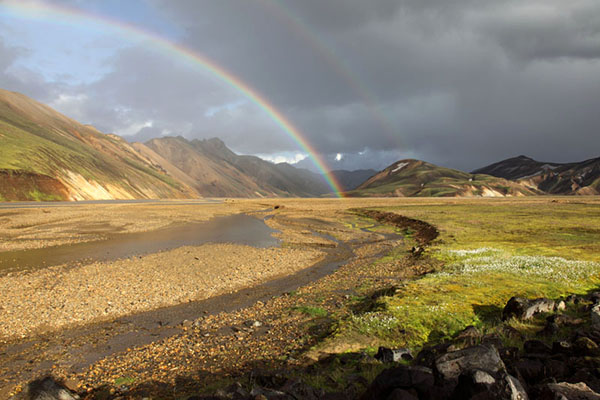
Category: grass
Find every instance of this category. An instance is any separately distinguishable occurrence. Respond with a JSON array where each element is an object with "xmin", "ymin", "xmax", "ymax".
[
  {"xmin": 0, "ymin": 104, "xmax": 185, "ymax": 200},
  {"xmin": 113, "ymin": 376, "xmax": 136, "ymax": 386},
  {"xmin": 27, "ymin": 189, "xmax": 63, "ymax": 202},
  {"xmin": 295, "ymin": 306, "xmax": 329, "ymax": 318},
  {"xmin": 327, "ymin": 199, "xmax": 600, "ymax": 351}
]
